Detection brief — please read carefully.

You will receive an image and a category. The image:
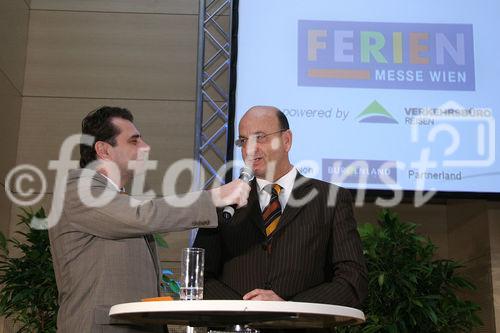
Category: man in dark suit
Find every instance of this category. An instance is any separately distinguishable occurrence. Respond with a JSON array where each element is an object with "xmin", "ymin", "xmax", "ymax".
[{"xmin": 194, "ymin": 105, "xmax": 368, "ymax": 308}]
